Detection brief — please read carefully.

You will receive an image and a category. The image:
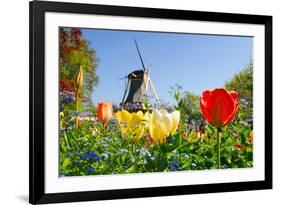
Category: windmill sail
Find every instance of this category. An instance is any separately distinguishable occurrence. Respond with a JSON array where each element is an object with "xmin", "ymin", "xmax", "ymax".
[
  {"xmin": 148, "ymin": 78, "xmax": 160, "ymax": 103},
  {"xmin": 135, "ymin": 40, "xmax": 146, "ymax": 71}
]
